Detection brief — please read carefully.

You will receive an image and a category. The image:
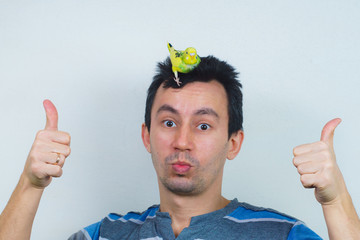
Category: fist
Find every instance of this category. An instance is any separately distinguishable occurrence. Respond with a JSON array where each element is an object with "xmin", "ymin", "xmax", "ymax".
[
  {"xmin": 293, "ymin": 118, "xmax": 346, "ymax": 205},
  {"xmin": 23, "ymin": 100, "xmax": 71, "ymax": 188}
]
